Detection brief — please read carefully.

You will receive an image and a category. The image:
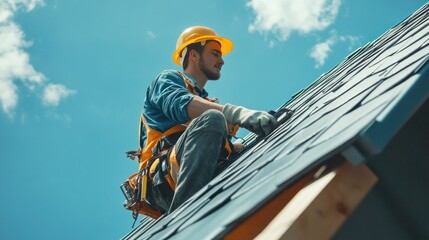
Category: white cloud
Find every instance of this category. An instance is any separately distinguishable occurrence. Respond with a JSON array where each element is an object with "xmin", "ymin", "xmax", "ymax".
[
  {"xmin": 0, "ymin": 78, "xmax": 18, "ymax": 113},
  {"xmin": 0, "ymin": 0, "xmax": 45, "ymax": 116},
  {"xmin": 42, "ymin": 84, "xmax": 76, "ymax": 107},
  {"xmin": 310, "ymin": 37, "xmax": 335, "ymax": 68},
  {"xmin": 0, "ymin": 0, "xmax": 75, "ymax": 117},
  {"xmin": 0, "ymin": 1, "xmax": 36, "ymax": 19},
  {"xmin": 310, "ymin": 32, "xmax": 361, "ymax": 68},
  {"xmin": 247, "ymin": 0, "xmax": 341, "ymax": 41}
]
